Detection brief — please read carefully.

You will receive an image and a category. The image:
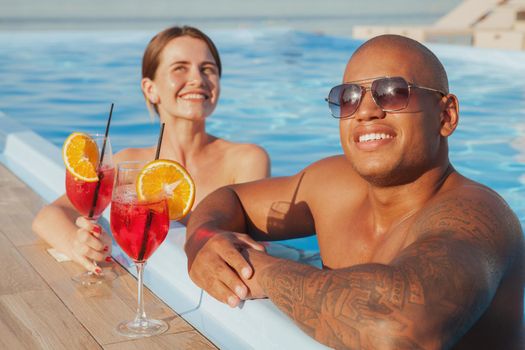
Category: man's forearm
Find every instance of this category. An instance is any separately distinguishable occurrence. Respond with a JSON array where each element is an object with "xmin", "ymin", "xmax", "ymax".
[
  {"xmin": 248, "ymin": 250, "xmax": 426, "ymax": 349},
  {"xmin": 187, "ymin": 186, "xmax": 247, "ymax": 237},
  {"xmin": 185, "ymin": 187, "xmax": 248, "ymax": 259}
]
